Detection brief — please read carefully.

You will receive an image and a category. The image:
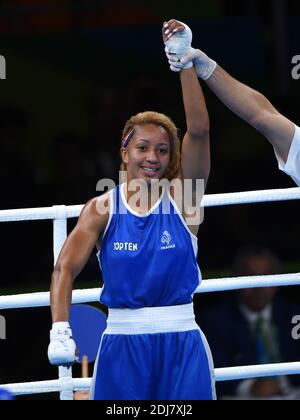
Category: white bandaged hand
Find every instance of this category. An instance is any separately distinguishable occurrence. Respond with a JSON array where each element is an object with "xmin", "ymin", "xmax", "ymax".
[
  {"xmin": 164, "ymin": 20, "xmax": 217, "ymax": 79},
  {"xmin": 48, "ymin": 322, "xmax": 77, "ymax": 366},
  {"xmin": 180, "ymin": 48, "xmax": 217, "ymax": 80},
  {"xmin": 166, "ymin": 47, "xmax": 217, "ymax": 79},
  {"xmin": 165, "ymin": 21, "xmax": 193, "ymax": 71}
]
